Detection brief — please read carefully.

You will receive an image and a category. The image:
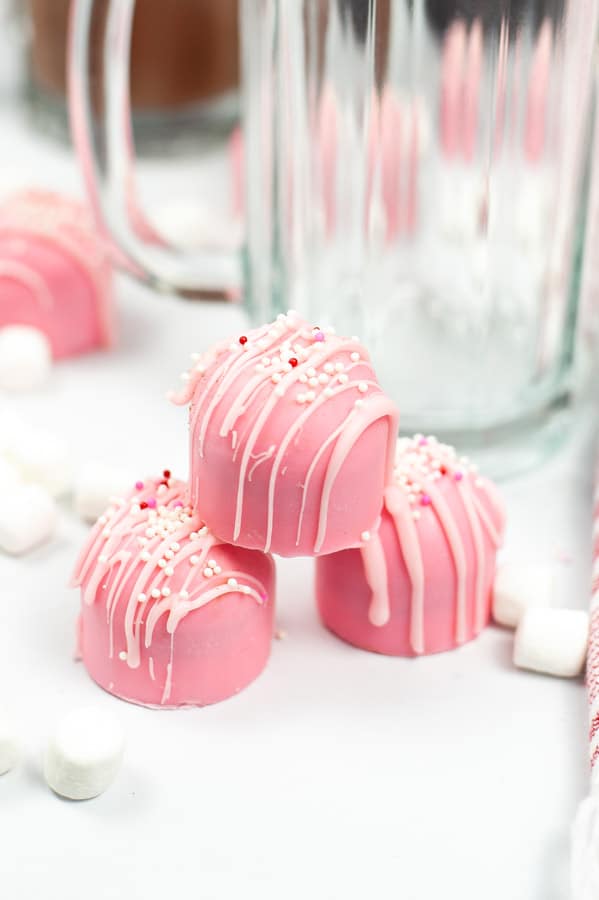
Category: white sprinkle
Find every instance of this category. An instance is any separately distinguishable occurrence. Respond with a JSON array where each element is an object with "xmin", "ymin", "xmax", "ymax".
[
  {"xmin": 161, "ymin": 587, "xmax": 171, "ymax": 597},
  {"xmin": 262, "ymin": 357, "xmax": 271, "ymax": 366},
  {"xmin": 354, "ymin": 399, "xmax": 364, "ymax": 408},
  {"xmin": 195, "ymin": 364, "xmax": 205, "ymax": 374},
  {"xmin": 164, "ymin": 566, "xmax": 174, "ymax": 577},
  {"xmin": 137, "ymin": 593, "xmax": 147, "ymax": 603},
  {"xmin": 350, "ymin": 352, "xmax": 360, "ymax": 362},
  {"xmin": 170, "ymin": 542, "xmax": 180, "ymax": 551},
  {"xmin": 227, "ymin": 578, "xmax": 238, "ymax": 587},
  {"xmin": 358, "ymin": 382, "xmax": 368, "ymax": 393},
  {"xmin": 338, "ymin": 373, "xmax": 349, "ymax": 384},
  {"xmin": 297, "ymin": 394, "xmax": 306, "ymax": 404},
  {"xmin": 198, "ymin": 526, "xmax": 208, "ymax": 536},
  {"xmin": 119, "ymin": 651, "xmax": 127, "ymax": 661},
  {"xmin": 151, "ymin": 588, "xmax": 161, "ymax": 599},
  {"xmin": 361, "ymin": 531, "xmax": 371, "ymax": 542},
  {"xmin": 308, "ymin": 377, "xmax": 319, "ymax": 387},
  {"xmin": 241, "ymin": 585, "xmax": 251, "ymax": 595},
  {"xmin": 146, "ymin": 528, "xmax": 155, "ymax": 538},
  {"xmin": 165, "ymin": 549, "xmax": 174, "ymax": 560},
  {"xmin": 98, "ymin": 554, "xmax": 108, "ymax": 564},
  {"xmin": 203, "ymin": 567, "xmax": 213, "ymax": 577},
  {"xmin": 324, "ymin": 387, "xmax": 334, "ymax": 397},
  {"xmin": 229, "ymin": 342, "xmax": 238, "ymax": 351},
  {"xmin": 335, "ymin": 362, "xmax": 344, "ymax": 373},
  {"xmin": 190, "ymin": 555, "xmax": 199, "ymax": 565},
  {"xmin": 179, "ymin": 590, "xmax": 189, "ymax": 600},
  {"xmin": 191, "ymin": 352, "xmax": 201, "ymax": 361},
  {"xmin": 140, "ymin": 551, "xmax": 151, "ymax": 562},
  {"xmin": 208, "ymin": 559, "xmax": 217, "ymax": 568},
  {"xmin": 274, "ymin": 385, "xmax": 285, "ymax": 397},
  {"xmin": 412, "ymin": 510, "xmax": 421, "ymax": 520},
  {"xmin": 254, "ymin": 364, "xmax": 264, "ymax": 373},
  {"xmin": 98, "ymin": 516, "xmax": 107, "ymax": 525},
  {"xmin": 271, "ymin": 373, "xmax": 282, "ymax": 384},
  {"xmin": 318, "ymin": 373, "xmax": 329, "ymax": 384},
  {"xmin": 298, "ymin": 373, "xmax": 308, "ymax": 383},
  {"xmin": 306, "ymin": 367, "xmax": 316, "ymax": 377},
  {"xmin": 305, "ymin": 391, "xmax": 315, "ymax": 402},
  {"xmin": 157, "ymin": 559, "xmax": 166, "ymax": 569},
  {"xmin": 213, "ymin": 565, "xmax": 222, "ymax": 575},
  {"xmin": 277, "ymin": 313, "xmax": 287, "ymax": 322},
  {"xmin": 324, "ymin": 363, "xmax": 335, "ymax": 375}
]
